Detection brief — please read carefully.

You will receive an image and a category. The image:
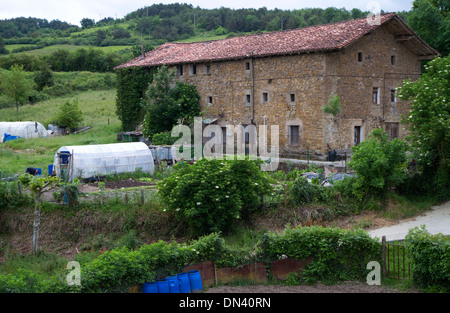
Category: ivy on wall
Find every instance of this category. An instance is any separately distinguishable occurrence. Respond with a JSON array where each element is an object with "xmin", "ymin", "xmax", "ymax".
[{"xmin": 115, "ymin": 67, "xmax": 154, "ymax": 131}]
